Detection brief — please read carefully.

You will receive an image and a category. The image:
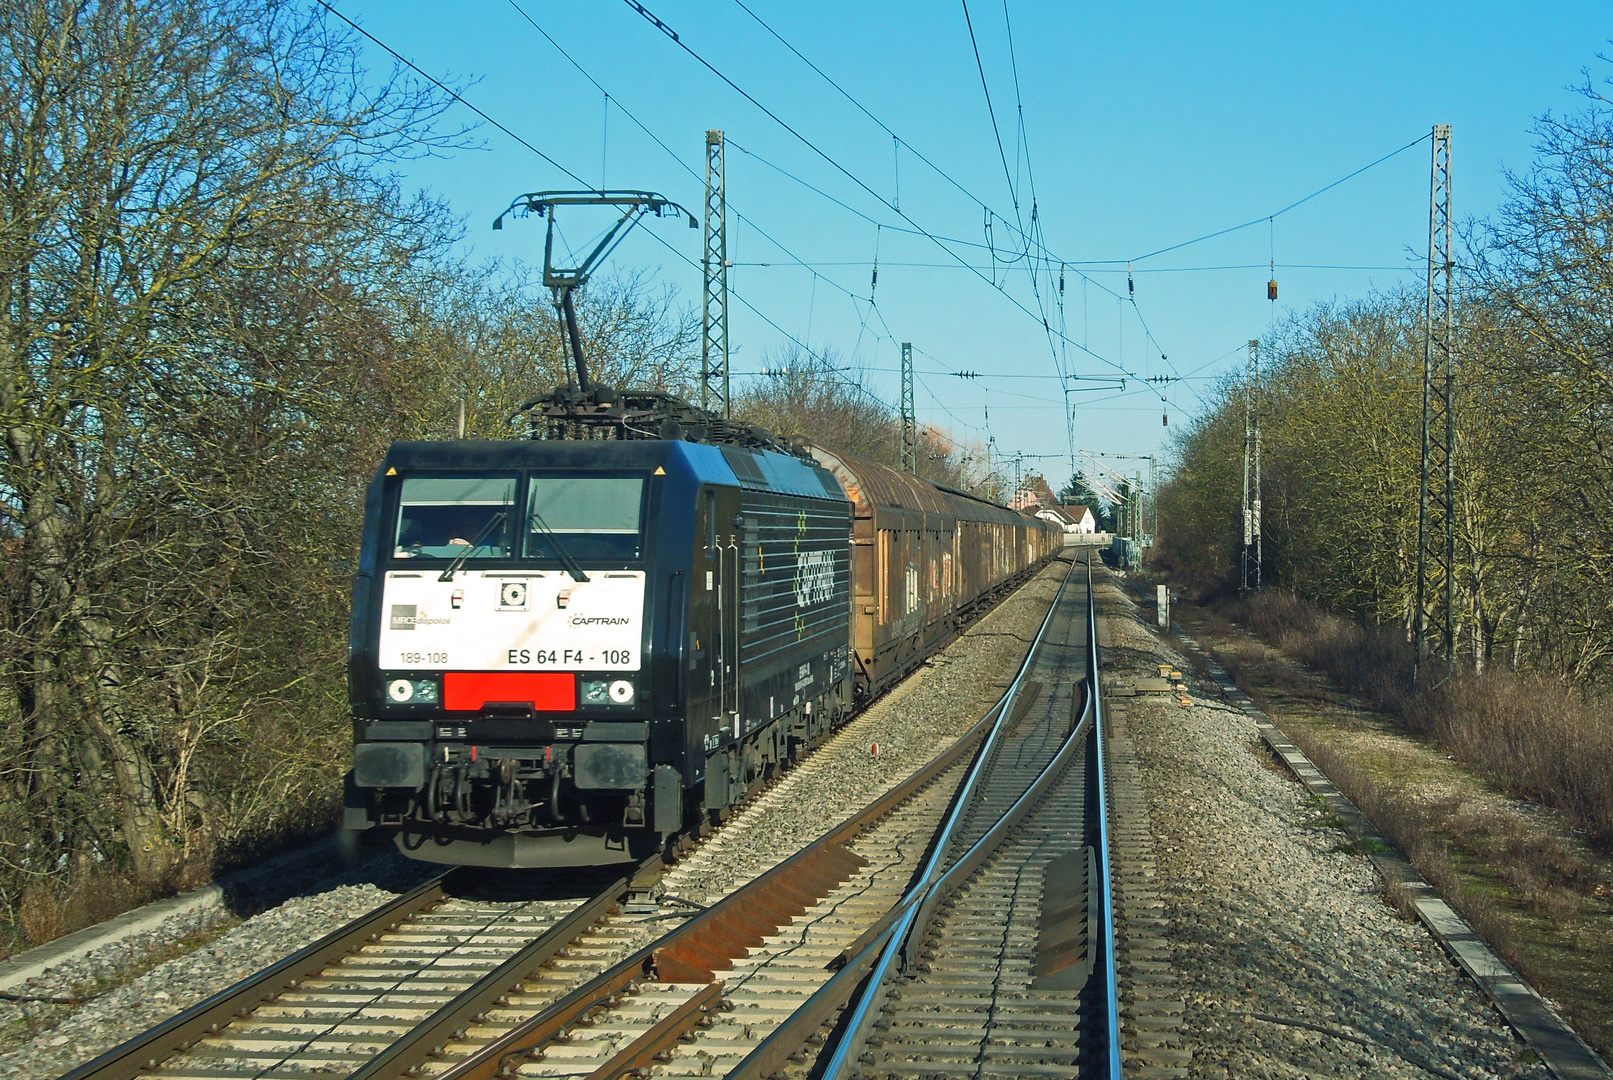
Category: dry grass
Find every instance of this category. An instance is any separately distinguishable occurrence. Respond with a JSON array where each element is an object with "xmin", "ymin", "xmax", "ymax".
[
  {"xmin": 1432, "ymin": 676, "xmax": 1613, "ymax": 849},
  {"xmin": 1171, "ymin": 593, "xmax": 1613, "ymax": 1055},
  {"xmin": 0, "ymin": 800, "xmax": 339, "ymax": 962},
  {"xmin": 1286, "ymin": 726, "xmax": 1612, "ymax": 1051},
  {"xmin": 10, "ymin": 867, "xmax": 164, "ymax": 954},
  {"xmin": 1227, "ymin": 590, "xmax": 1613, "ymax": 850},
  {"xmin": 1292, "ymin": 732, "xmax": 1574, "ymax": 930}
]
